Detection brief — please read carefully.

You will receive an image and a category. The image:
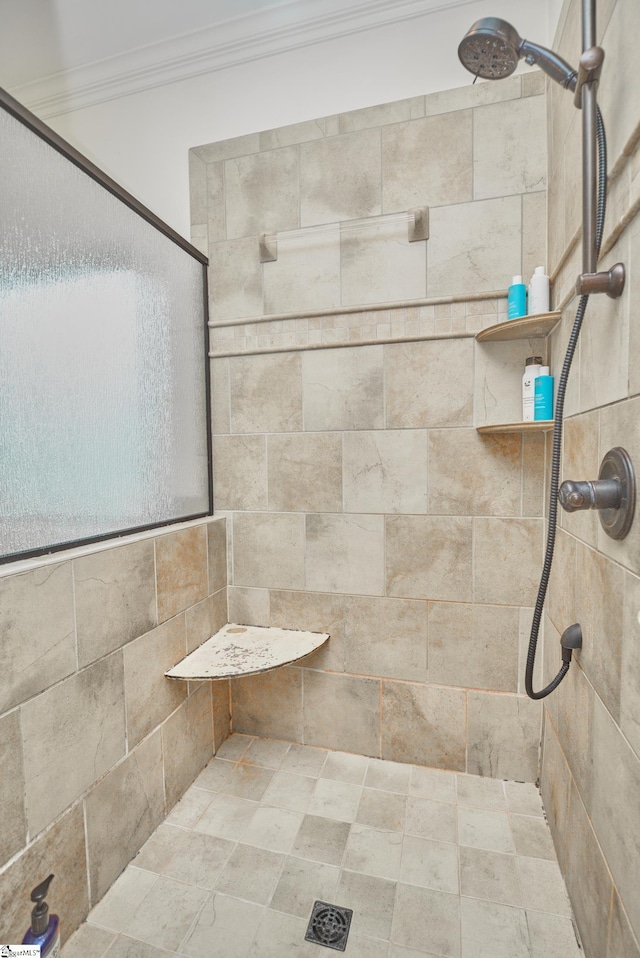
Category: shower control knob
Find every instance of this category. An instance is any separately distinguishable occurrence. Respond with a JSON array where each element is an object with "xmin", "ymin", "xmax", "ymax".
[
  {"xmin": 558, "ymin": 479, "xmax": 617, "ymax": 512},
  {"xmin": 558, "ymin": 447, "xmax": 636, "ymax": 540}
]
